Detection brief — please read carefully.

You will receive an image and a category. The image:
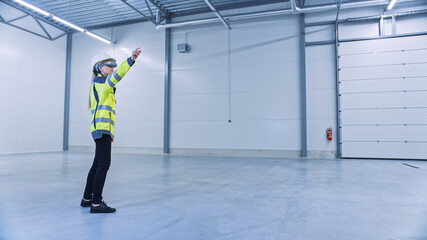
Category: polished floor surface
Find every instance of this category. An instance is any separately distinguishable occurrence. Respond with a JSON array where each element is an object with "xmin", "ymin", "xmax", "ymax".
[{"xmin": 0, "ymin": 151, "xmax": 427, "ymax": 240}]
